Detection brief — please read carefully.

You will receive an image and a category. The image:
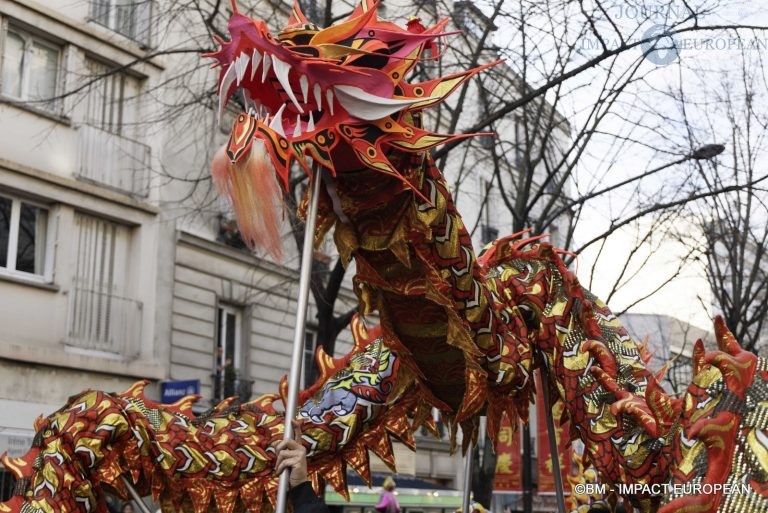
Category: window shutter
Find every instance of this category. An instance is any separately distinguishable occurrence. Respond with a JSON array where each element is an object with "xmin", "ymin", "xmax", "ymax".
[{"xmin": 69, "ymin": 213, "xmax": 139, "ymax": 355}]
